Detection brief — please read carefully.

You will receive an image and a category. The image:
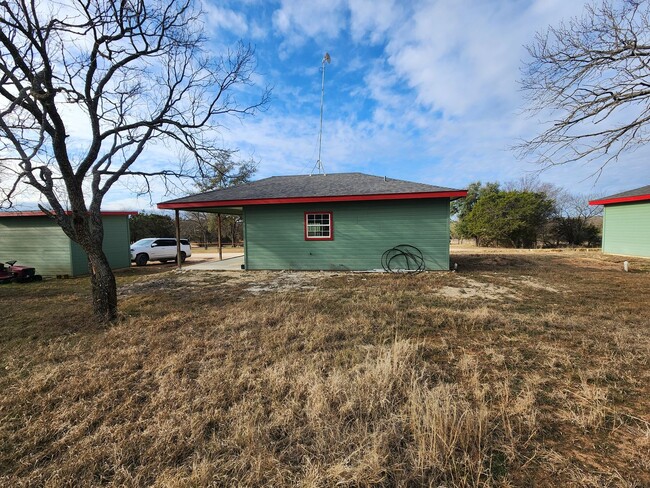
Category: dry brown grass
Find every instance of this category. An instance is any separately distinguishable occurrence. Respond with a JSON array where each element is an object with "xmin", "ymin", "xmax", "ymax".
[{"xmin": 1, "ymin": 250, "xmax": 649, "ymax": 486}]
